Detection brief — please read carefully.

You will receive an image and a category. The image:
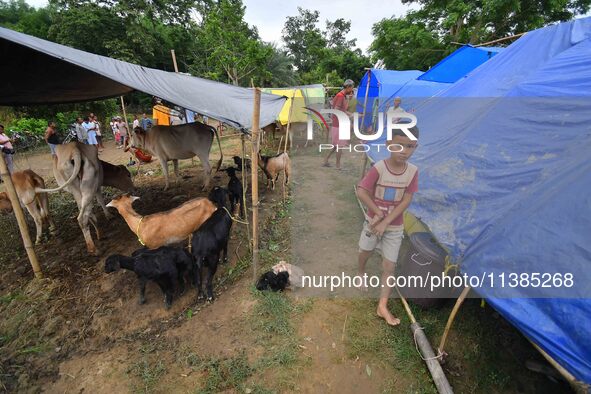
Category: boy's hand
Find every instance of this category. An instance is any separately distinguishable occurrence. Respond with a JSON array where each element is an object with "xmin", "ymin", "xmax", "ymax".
[
  {"xmin": 368, "ymin": 213, "xmax": 384, "ymax": 227},
  {"xmin": 373, "ymin": 220, "xmax": 388, "ymax": 237}
]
